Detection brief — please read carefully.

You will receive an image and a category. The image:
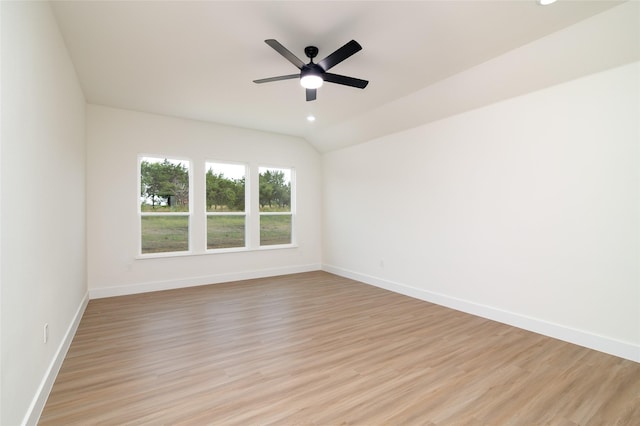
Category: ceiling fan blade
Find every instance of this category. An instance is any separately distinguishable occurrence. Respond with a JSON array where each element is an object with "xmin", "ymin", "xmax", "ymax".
[
  {"xmin": 323, "ymin": 73, "xmax": 369, "ymax": 89},
  {"xmin": 317, "ymin": 40, "xmax": 362, "ymax": 72},
  {"xmin": 306, "ymin": 88, "xmax": 317, "ymax": 101},
  {"xmin": 265, "ymin": 39, "xmax": 305, "ymax": 70},
  {"xmin": 253, "ymin": 74, "xmax": 299, "ymax": 84}
]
